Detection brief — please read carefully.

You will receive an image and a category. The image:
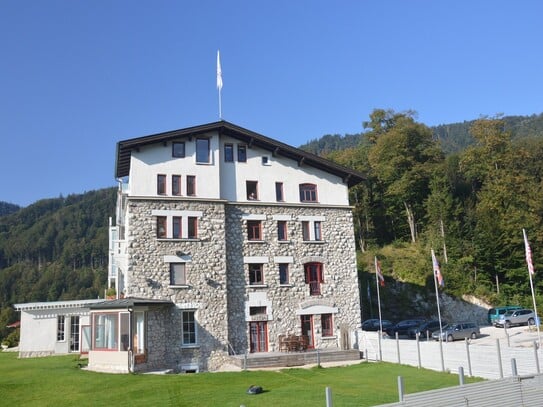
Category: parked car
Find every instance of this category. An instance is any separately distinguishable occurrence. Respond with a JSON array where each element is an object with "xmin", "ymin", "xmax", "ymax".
[
  {"xmin": 362, "ymin": 318, "xmax": 393, "ymax": 332},
  {"xmin": 494, "ymin": 309, "xmax": 536, "ymax": 328},
  {"xmin": 432, "ymin": 322, "xmax": 480, "ymax": 342},
  {"xmin": 408, "ymin": 320, "xmax": 446, "ymax": 339},
  {"xmin": 385, "ymin": 319, "xmax": 426, "ymax": 337},
  {"xmin": 487, "ymin": 306, "xmax": 522, "ymax": 325}
]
